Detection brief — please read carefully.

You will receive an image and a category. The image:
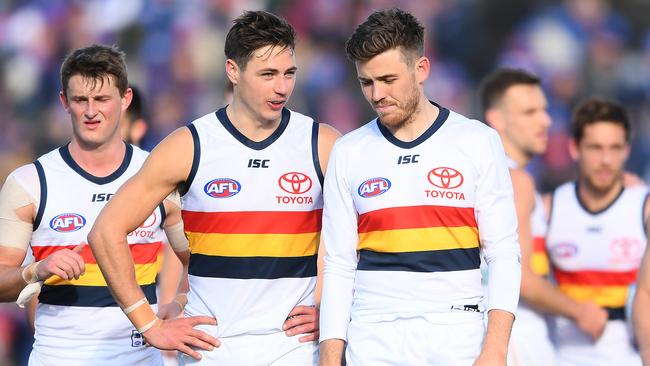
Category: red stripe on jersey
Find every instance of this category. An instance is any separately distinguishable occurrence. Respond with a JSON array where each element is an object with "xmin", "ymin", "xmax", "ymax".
[
  {"xmin": 533, "ymin": 237, "xmax": 546, "ymax": 253},
  {"xmin": 32, "ymin": 242, "xmax": 162, "ymax": 264},
  {"xmin": 553, "ymin": 268, "xmax": 638, "ymax": 286},
  {"xmin": 358, "ymin": 205, "xmax": 477, "ymax": 233},
  {"xmin": 182, "ymin": 209, "xmax": 322, "ymax": 234}
]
